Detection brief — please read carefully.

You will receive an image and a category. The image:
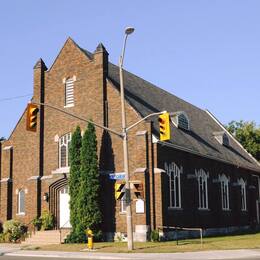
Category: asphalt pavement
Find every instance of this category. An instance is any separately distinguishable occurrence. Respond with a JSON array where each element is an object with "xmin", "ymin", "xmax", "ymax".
[{"xmin": 2, "ymin": 245, "xmax": 260, "ymax": 260}]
